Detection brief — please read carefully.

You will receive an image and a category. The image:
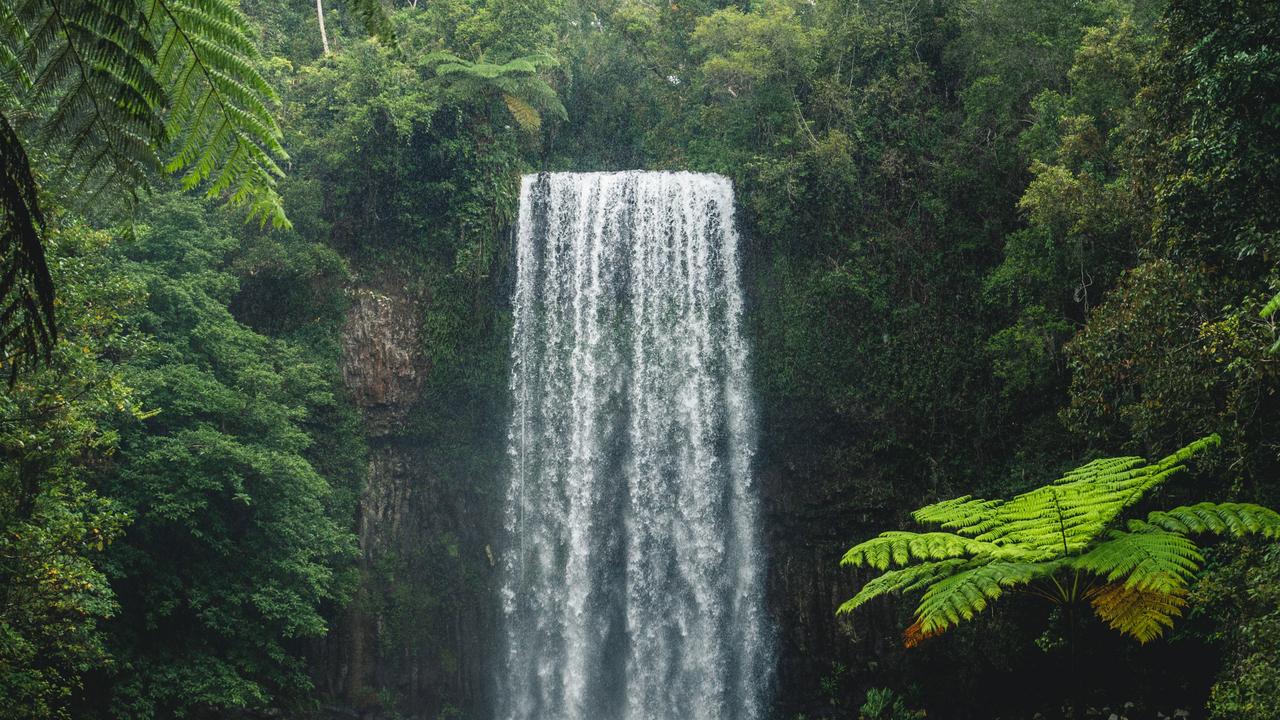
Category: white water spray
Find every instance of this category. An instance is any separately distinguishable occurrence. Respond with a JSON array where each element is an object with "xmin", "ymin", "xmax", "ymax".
[{"xmin": 500, "ymin": 171, "xmax": 770, "ymax": 720}]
